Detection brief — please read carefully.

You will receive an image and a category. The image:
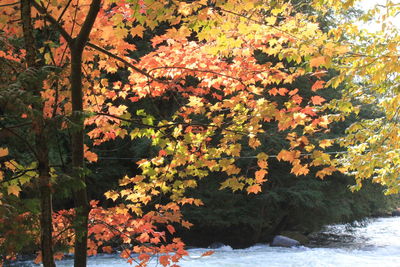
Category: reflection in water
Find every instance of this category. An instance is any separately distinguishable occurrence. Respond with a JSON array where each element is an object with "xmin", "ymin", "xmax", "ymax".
[{"xmin": 19, "ymin": 217, "xmax": 400, "ymax": 267}]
